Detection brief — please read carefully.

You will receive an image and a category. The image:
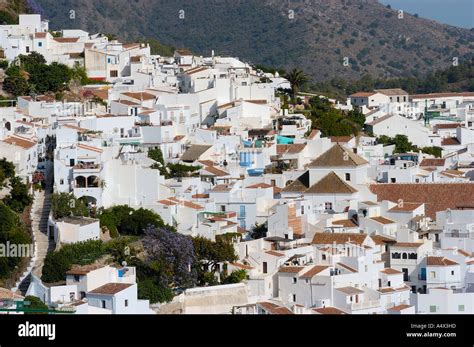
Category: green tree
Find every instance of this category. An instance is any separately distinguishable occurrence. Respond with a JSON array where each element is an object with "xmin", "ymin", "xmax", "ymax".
[
  {"xmin": 24, "ymin": 296, "xmax": 48, "ymax": 314},
  {"xmin": 192, "ymin": 236, "xmax": 237, "ymax": 285},
  {"xmin": 249, "ymin": 222, "xmax": 267, "ymax": 240},
  {"xmin": 3, "ymin": 76, "xmax": 29, "ymax": 97},
  {"xmin": 51, "ymin": 193, "xmax": 89, "ymax": 219},
  {"xmin": 285, "ymin": 68, "xmax": 309, "ymax": 97},
  {"xmin": 3, "ymin": 176, "xmax": 32, "ymax": 213}
]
